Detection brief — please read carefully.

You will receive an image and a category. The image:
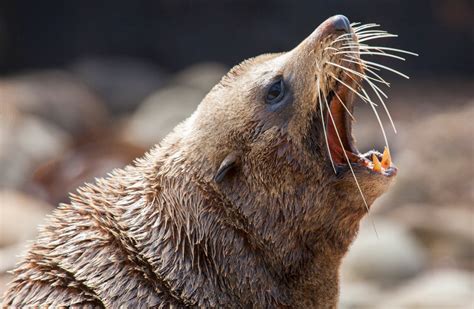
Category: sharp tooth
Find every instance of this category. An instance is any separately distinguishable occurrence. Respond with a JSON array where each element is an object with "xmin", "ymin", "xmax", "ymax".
[
  {"xmin": 381, "ymin": 146, "xmax": 391, "ymax": 169},
  {"xmin": 372, "ymin": 154, "xmax": 382, "ymax": 172}
]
